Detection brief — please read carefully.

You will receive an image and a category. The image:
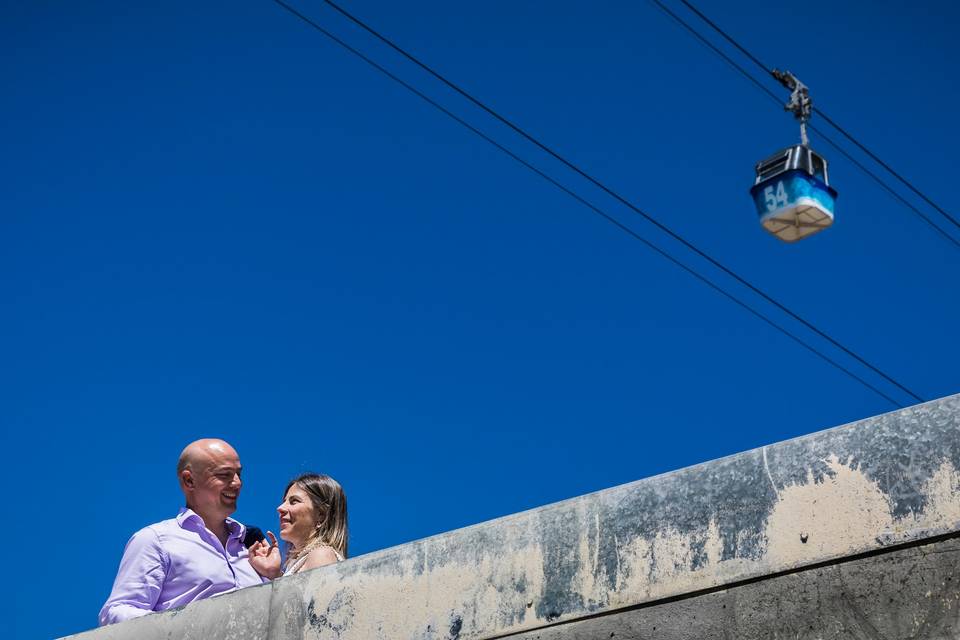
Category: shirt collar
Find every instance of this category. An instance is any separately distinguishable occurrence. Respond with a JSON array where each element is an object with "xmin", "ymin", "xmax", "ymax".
[{"xmin": 177, "ymin": 507, "xmax": 246, "ymax": 540}]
